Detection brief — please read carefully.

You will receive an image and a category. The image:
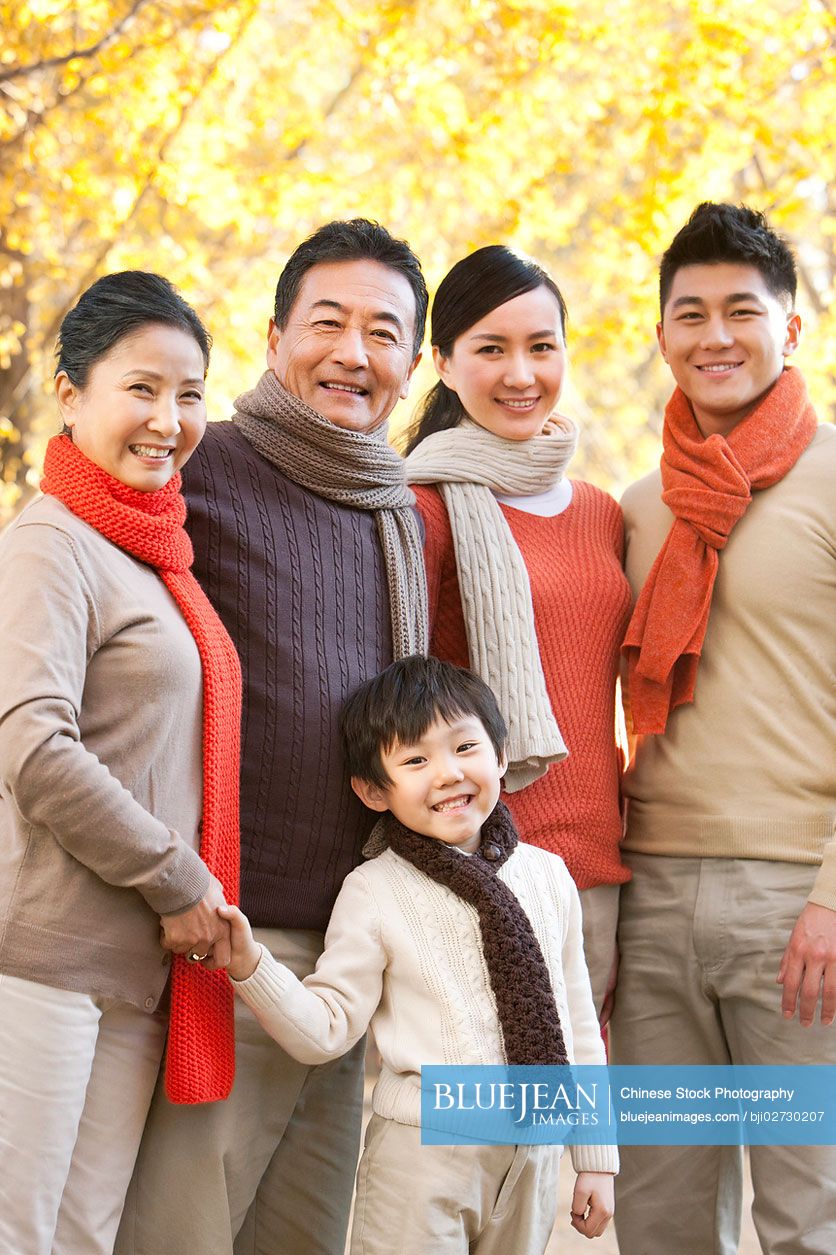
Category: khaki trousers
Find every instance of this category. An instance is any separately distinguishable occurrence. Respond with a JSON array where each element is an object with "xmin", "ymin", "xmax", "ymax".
[
  {"xmin": 578, "ymin": 884, "xmax": 620, "ymax": 1019},
  {"xmin": 611, "ymin": 853, "xmax": 836, "ymax": 1255},
  {"xmin": 0, "ymin": 973, "xmax": 166, "ymax": 1255},
  {"xmin": 117, "ymin": 928, "xmax": 365, "ymax": 1255},
  {"xmin": 350, "ymin": 1115, "xmax": 562, "ymax": 1255}
]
